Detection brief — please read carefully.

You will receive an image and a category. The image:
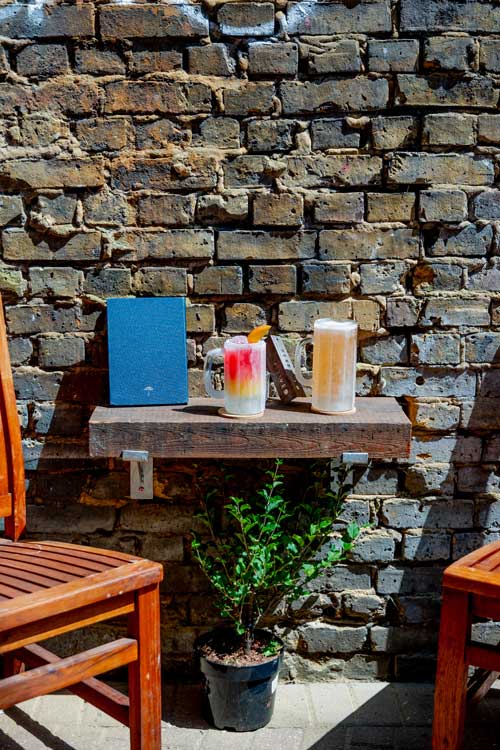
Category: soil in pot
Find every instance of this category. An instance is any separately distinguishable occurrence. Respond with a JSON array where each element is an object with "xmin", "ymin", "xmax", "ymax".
[{"xmin": 195, "ymin": 628, "xmax": 283, "ymax": 732}]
